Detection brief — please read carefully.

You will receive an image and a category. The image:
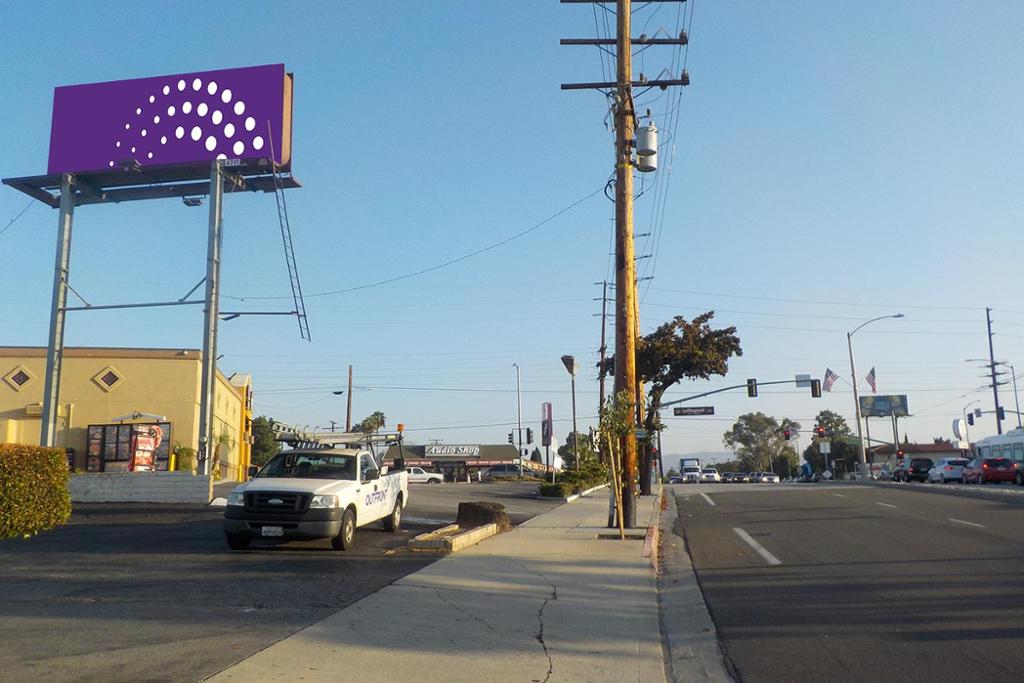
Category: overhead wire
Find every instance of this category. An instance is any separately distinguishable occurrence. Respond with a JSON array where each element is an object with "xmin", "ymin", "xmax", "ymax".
[
  {"xmin": 225, "ymin": 183, "xmax": 606, "ymax": 302},
  {"xmin": 0, "ymin": 200, "xmax": 34, "ymax": 238}
]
